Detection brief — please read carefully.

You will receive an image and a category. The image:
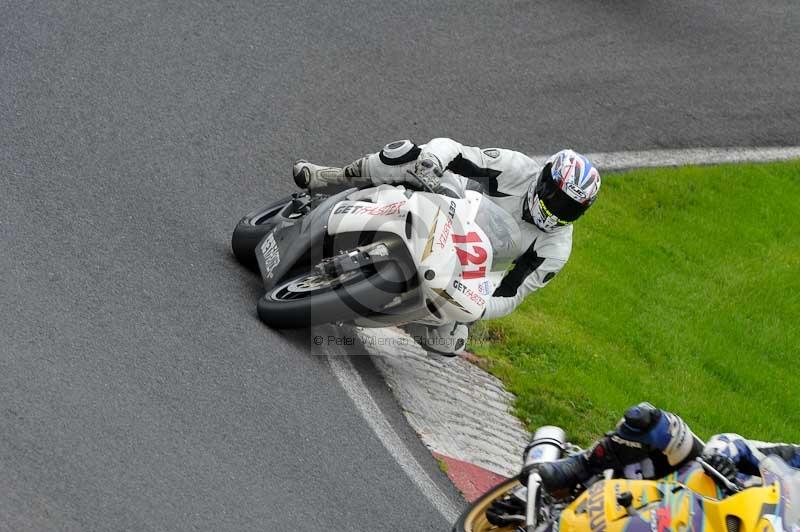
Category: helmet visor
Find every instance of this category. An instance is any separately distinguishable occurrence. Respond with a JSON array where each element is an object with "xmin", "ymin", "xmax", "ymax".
[{"xmin": 535, "ymin": 164, "xmax": 590, "ymax": 223}]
